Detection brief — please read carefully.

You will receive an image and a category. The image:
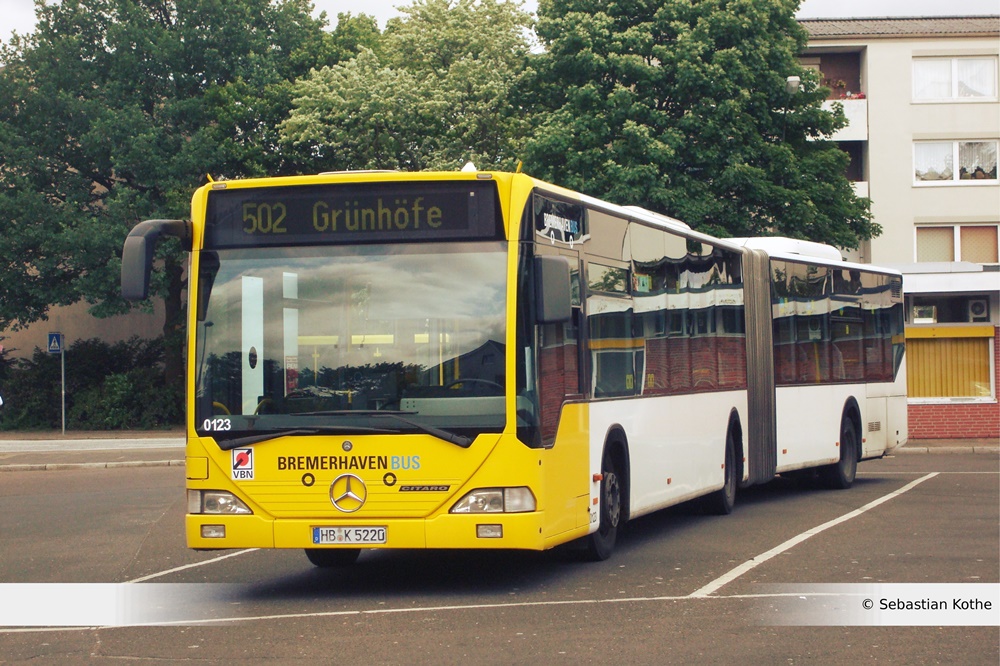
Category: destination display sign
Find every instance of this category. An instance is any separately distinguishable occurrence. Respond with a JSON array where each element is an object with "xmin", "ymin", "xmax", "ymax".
[{"xmin": 204, "ymin": 180, "xmax": 502, "ymax": 248}]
